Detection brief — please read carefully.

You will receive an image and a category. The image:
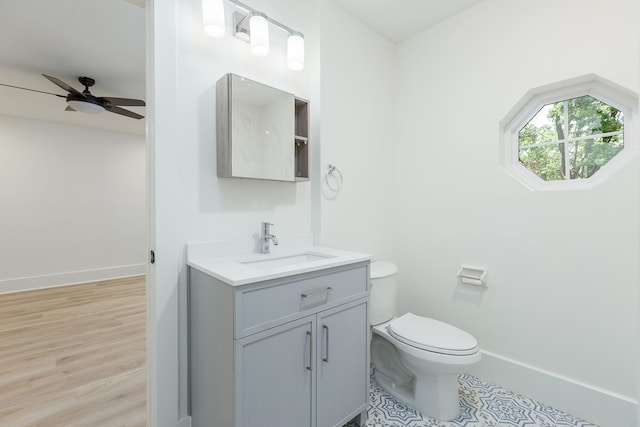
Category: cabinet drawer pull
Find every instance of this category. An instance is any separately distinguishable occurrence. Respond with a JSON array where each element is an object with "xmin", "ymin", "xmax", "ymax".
[
  {"xmin": 306, "ymin": 331, "xmax": 313, "ymax": 371},
  {"xmin": 322, "ymin": 325, "xmax": 329, "ymax": 363},
  {"xmin": 301, "ymin": 287, "xmax": 333, "ymax": 299}
]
